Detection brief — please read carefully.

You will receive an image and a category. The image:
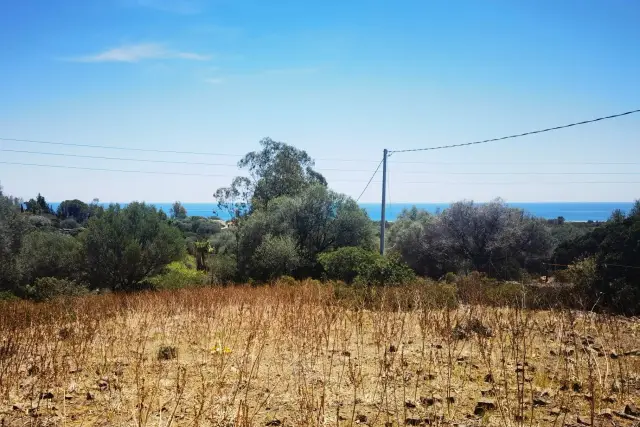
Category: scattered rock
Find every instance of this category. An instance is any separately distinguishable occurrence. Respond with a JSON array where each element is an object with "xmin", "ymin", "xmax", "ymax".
[
  {"xmin": 157, "ymin": 345, "xmax": 178, "ymax": 360},
  {"xmin": 356, "ymin": 414, "xmax": 368, "ymax": 423},
  {"xmin": 599, "ymin": 409, "xmax": 613, "ymax": 419},
  {"xmin": 623, "ymin": 349, "xmax": 640, "ymax": 356},
  {"xmin": 341, "ymin": 351, "xmax": 351, "ymax": 357},
  {"xmin": 610, "ymin": 380, "xmax": 621, "ymax": 393},
  {"xmin": 86, "ymin": 392, "xmax": 95, "ymax": 401},
  {"xmin": 12, "ymin": 404, "xmax": 22, "ymax": 411},
  {"xmin": 453, "ymin": 325, "xmax": 469, "ymax": 340},
  {"xmin": 481, "ymin": 389, "xmax": 495, "ymax": 397},
  {"xmin": 98, "ymin": 379, "xmax": 109, "ymax": 391},
  {"xmin": 625, "ymin": 403, "xmax": 640, "ymax": 417},
  {"xmin": 572, "ymin": 382, "xmax": 583, "ymax": 393},
  {"xmin": 610, "ymin": 351, "xmax": 619, "ymax": 359},
  {"xmin": 550, "ymin": 408, "xmax": 561, "ymax": 416},
  {"xmin": 484, "ymin": 373, "xmax": 494, "ymax": 383},
  {"xmin": 265, "ymin": 420, "xmax": 282, "ymax": 426},
  {"xmin": 474, "ymin": 399, "xmax": 496, "ymax": 416},
  {"xmin": 405, "ymin": 418, "xmax": 421, "ymax": 426},
  {"xmin": 405, "ymin": 400, "xmax": 416, "ymax": 409},
  {"xmin": 389, "ymin": 345, "xmax": 397, "ymax": 353},
  {"xmin": 602, "ymin": 396, "xmax": 616, "ymax": 403},
  {"xmin": 533, "ymin": 397, "xmax": 550, "ymax": 407},
  {"xmin": 447, "ymin": 396, "xmax": 456, "ymax": 404},
  {"xmin": 39, "ymin": 392, "xmax": 54, "ymax": 400},
  {"xmin": 420, "ymin": 396, "xmax": 435, "ymax": 406}
]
